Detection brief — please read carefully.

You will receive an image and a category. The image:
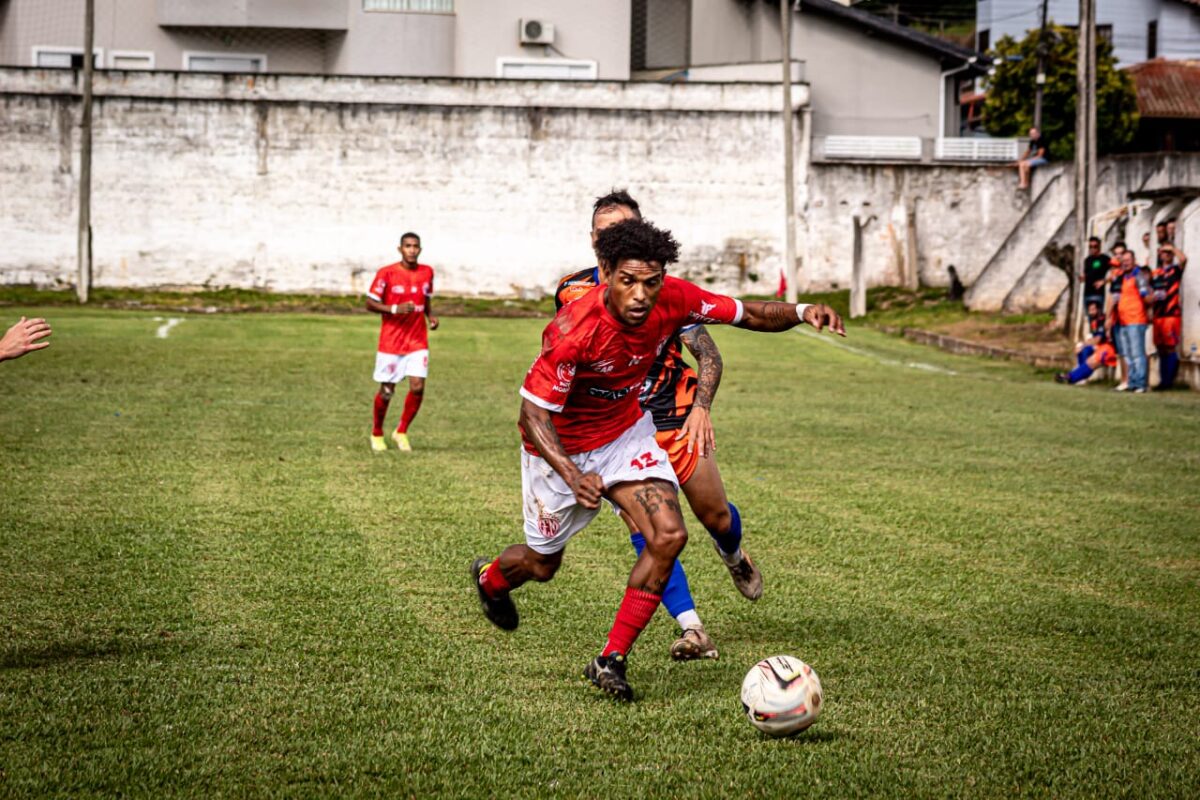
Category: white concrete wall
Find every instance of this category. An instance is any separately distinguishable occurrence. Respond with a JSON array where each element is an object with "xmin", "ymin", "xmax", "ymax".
[{"xmin": 0, "ymin": 68, "xmax": 802, "ymax": 297}]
